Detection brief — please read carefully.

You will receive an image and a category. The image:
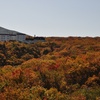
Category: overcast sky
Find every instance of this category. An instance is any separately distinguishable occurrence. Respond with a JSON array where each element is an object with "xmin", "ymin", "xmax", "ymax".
[{"xmin": 0, "ymin": 0, "xmax": 100, "ymax": 37}]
